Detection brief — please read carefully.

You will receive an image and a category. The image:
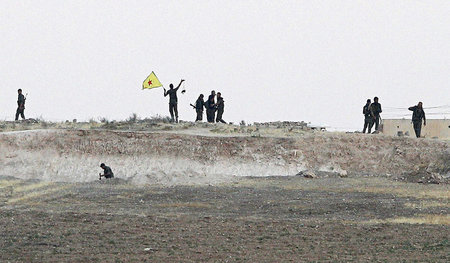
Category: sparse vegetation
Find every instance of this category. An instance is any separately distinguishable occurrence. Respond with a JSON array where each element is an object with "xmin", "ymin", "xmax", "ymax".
[
  {"xmin": 126, "ymin": 113, "xmax": 139, "ymax": 123},
  {"xmin": 0, "ymin": 119, "xmax": 448, "ymax": 262},
  {"xmin": 99, "ymin": 117, "xmax": 109, "ymax": 123}
]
